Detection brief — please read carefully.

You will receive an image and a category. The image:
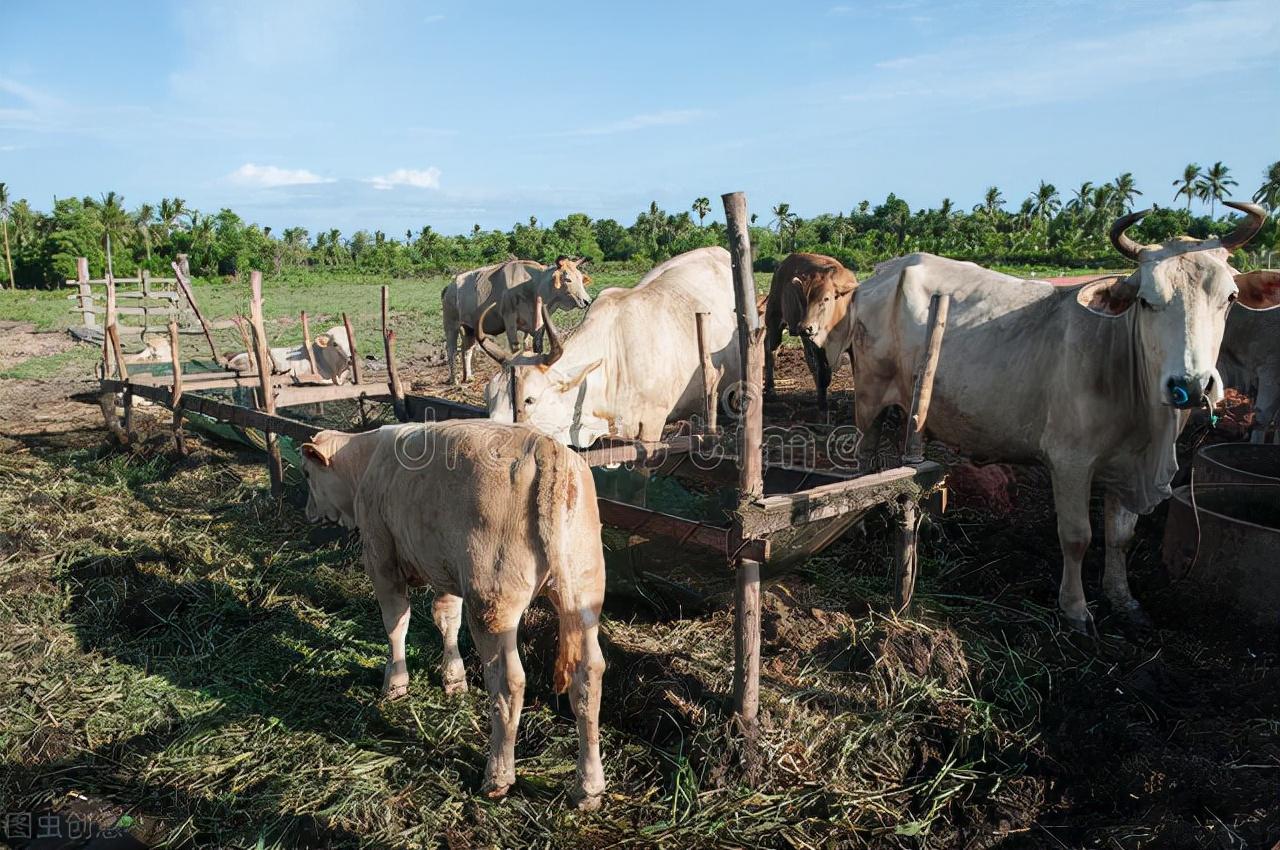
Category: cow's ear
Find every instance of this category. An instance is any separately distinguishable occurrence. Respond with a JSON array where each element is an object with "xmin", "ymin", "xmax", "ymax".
[
  {"xmin": 314, "ymin": 334, "xmax": 331, "ymax": 348},
  {"xmin": 1077, "ymin": 276, "xmax": 1137, "ymax": 317},
  {"xmin": 582, "ymin": 273, "xmax": 592, "ymax": 286},
  {"xmin": 552, "ymin": 270, "xmax": 563, "ymax": 289},
  {"xmin": 834, "ymin": 276, "xmax": 858, "ymax": 296},
  {"xmin": 557, "ymin": 359, "xmax": 603, "ymax": 392},
  {"xmin": 1234, "ymin": 270, "xmax": 1280, "ymax": 310},
  {"xmin": 301, "ymin": 442, "xmax": 332, "ymax": 467}
]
